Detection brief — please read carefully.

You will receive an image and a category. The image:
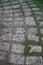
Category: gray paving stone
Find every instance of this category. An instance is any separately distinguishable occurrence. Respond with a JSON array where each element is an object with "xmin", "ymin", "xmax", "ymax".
[
  {"xmin": 25, "ymin": 17, "xmax": 36, "ymax": 25},
  {"xmin": 0, "ymin": 42, "xmax": 10, "ymax": 51},
  {"xmin": 15, "ymin": 27, "xmax": 25, "ymax": 34},
  {"xmin": 13, "ymin": 21, "xmax": 23, "ymax": 26},
  {"xmin": 0, "ymin": 51, "xmax": 6, "ymax": 60},
  {"xmin": 2, "ymin": 22, "xmax": 12, "ymax": 27},
  {"xmin": 27, "ymin": 28, "xmax": 37, "ymax": 35},
  {"xmin": 29, "ymin": 46, "xmax": 42, "ymax": 53},
  {"xmin": 40, "ymin": 29, "xmax": 43, "ymax": 35},
  {"xmin": 12, "ymin": 34, "xmax": 25, "ymax": 41},
  {"xmin": 24, "ymin": 11, "xmax": 32, "ymax": 16},
  {"xmin": 9, "ymin": 54, "xmax": 24, "ymax": 64},
  {"xmin": 11, "ymin": 44, "xmax": 24, "ymax": 54},
  {"xmin": 26, "ymin": 56, "xmax": 42, "ymax": 65},
  {"xmin": 2, "ymin": 33, "xmax": 12, "ymax": 41},
  {"xmin": 28, "ymin": 35, "xmax": 39, "ymax": 42}
]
